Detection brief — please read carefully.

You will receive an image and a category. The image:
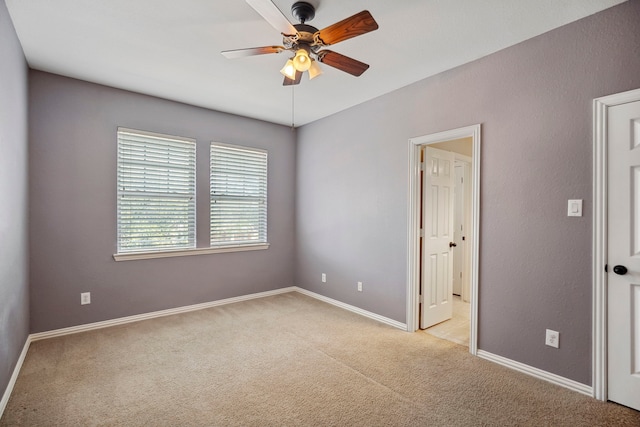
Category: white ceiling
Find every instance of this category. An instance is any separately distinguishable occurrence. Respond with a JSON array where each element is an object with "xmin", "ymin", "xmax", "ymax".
[{"xmin": 6, "ymin": 0, "xmax": 626, "ymax": 126}]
